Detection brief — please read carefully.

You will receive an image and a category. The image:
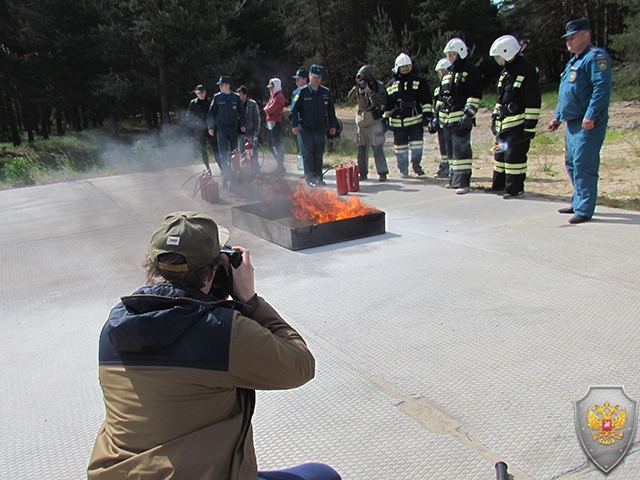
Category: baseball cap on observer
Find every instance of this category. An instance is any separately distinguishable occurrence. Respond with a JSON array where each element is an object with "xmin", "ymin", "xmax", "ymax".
[{"xmin": 149, "ymin": 212, "xmax": 230, "ymax": 272}]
